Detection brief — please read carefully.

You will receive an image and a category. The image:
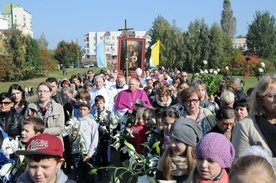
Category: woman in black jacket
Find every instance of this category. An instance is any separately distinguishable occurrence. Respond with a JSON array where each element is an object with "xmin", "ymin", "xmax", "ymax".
[
  {"xmin": 8, "ymin": 84, "xmax": 29, "ymax": 115},
  {"xmin": 0, "ymin": 92, "xmax": 24, "ymax": 139}
]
